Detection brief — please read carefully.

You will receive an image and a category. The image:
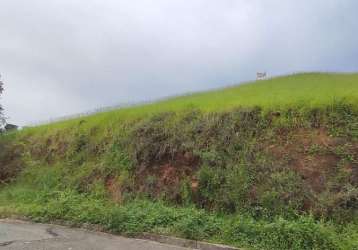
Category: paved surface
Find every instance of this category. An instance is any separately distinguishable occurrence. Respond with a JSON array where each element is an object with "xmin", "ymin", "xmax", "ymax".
[{"xmin": 0, "ymin": 220, "xmax": 191, "ymax": 250}]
